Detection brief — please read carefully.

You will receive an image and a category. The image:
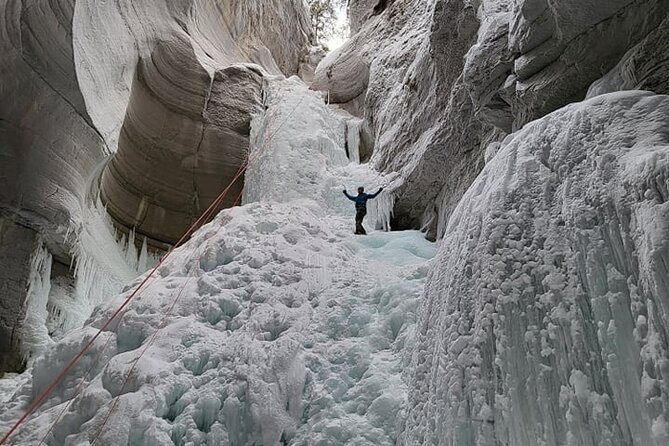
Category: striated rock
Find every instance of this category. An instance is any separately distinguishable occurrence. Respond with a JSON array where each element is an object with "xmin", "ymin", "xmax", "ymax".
[
  {"xmin": 0, "ymin": 0, "xmax": 108, "ymax": 256},
  {"xmin": 403, "ymin": 91, "xmax": 669, "ymax": 445},
  {"xmin": 77, "ymin": 0, "xmax": 312, "ymax": 245},
  {"xmin": 99, "ymin": 36, "xmax": 263, "ymax": 244},
  {"xmin": 0, "ymin": 220, "xmax": 38, "ymax": 373},
  {"xmin": 0, "ymin": 0, "xmax": 311, "ymax": 366},
  {"xmin": 588, "ymin": 16, "xmax": 669, "ymax": 98},
  {"xmin": 1, "ymin": 0, "xmax": 312, "ymax": 249}
]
